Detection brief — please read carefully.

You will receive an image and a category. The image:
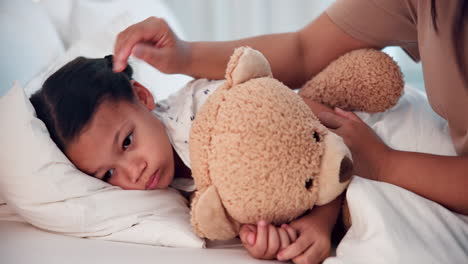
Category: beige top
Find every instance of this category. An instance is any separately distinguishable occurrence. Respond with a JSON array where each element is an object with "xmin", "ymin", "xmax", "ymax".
[{"xmin": 327, "ymin": 0, "xmax": 468, "ymax": 156}]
